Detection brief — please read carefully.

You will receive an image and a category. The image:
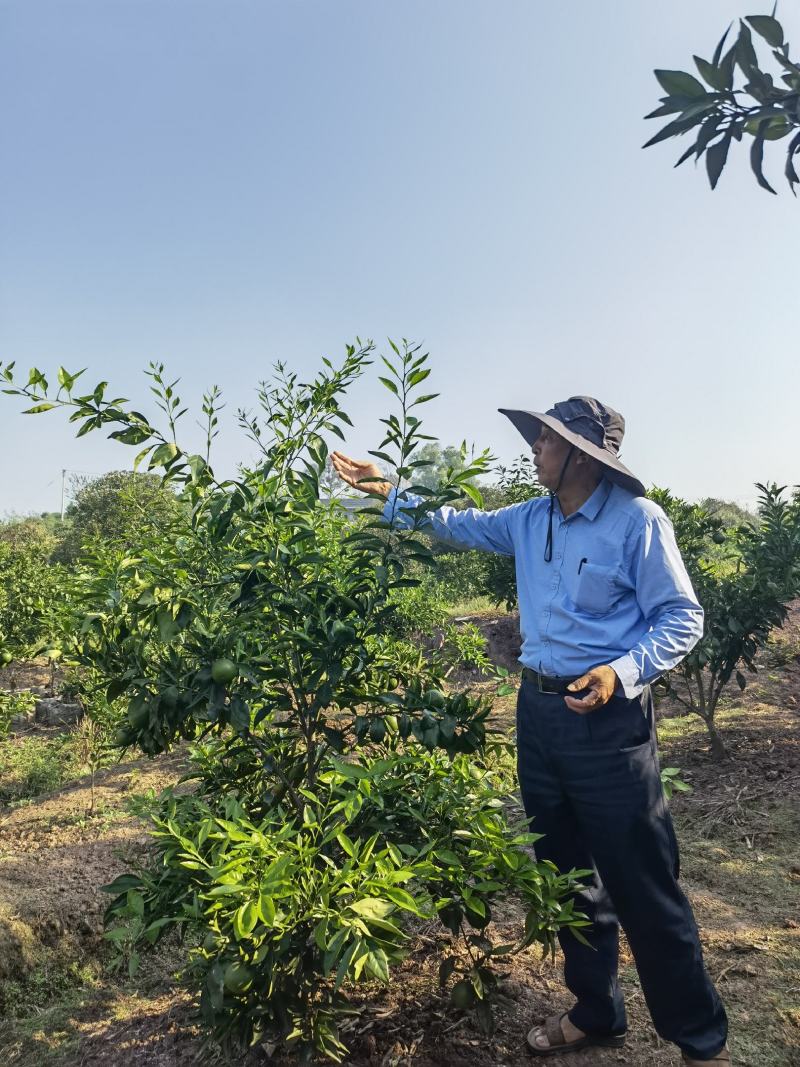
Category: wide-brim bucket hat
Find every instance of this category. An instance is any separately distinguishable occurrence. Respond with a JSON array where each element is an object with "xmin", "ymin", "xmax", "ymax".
[{"xmin": 498, "ymin": 395, "xmax": 647, "ymax": 498}]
